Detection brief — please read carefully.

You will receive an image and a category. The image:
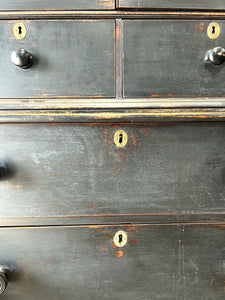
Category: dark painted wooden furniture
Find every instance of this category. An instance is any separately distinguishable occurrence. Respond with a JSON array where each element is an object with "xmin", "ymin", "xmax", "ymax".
[{"xmin": 0, "ymin": 2, "xmax": 224, "ymax": 299}]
